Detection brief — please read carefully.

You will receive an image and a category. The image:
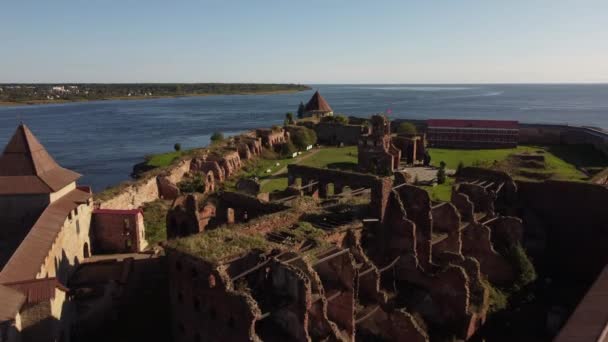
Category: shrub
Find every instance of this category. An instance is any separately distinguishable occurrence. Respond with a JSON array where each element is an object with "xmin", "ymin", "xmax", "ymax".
[
  {"xmin": 397, "ymin": 122, "xmax": 417, "ymax": 135},
  {"xmin": 297, "ymin": 102, "xmax": 305, "ymax": 118},
  {"xmin": 437, "ymin": 161, "xmax": 447, "ymax": 184},
  {"xmin": 507, "ymin": 243, "xmax": 537, "ymax": 290},
  {"xmin": 174, "ymin": 143, "xmax": 181, "ymax": 152},
  {"xmin": 178, "ymin": 174, "xmax": 206, "ymax": 193},
  {"xmin": 291, "ymin": 127, "xmax": 317, "ymax": 149},
  {"xmin": 210, "ymin": 132, "xmax": 224, "ymax": 143},
  {"xmin": 436, "ymin": 168, "xmax": 446, "ymax": 184},
  {"xmin": 261, "ymin": 148, "xmax": 279, "ymax": 160},
  {"xmin": 285, "ymin": 112, "xmax": 295, "ymax": 125},
  {"xmin": 456, "ymin": 161, "xmax": 464, "ymax": 175},
  {"xmin": 280, "ymin": 141, "xmax": 297, "ymax": 156}
]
